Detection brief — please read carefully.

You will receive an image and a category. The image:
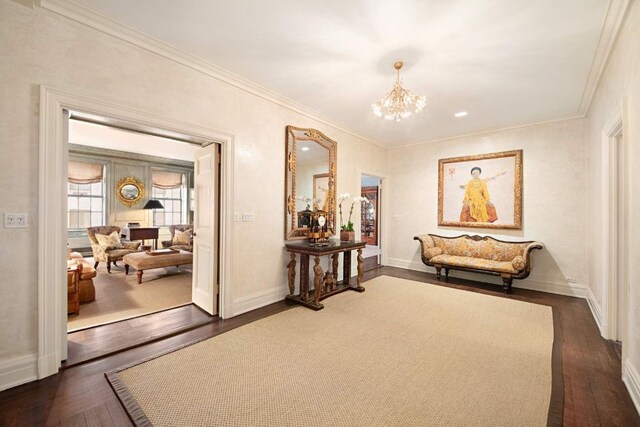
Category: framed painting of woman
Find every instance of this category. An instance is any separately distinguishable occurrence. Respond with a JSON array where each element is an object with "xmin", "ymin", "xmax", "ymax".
[{"xmin": 438, "ymin": 150, "xmax": 523, "ymax": 229}]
